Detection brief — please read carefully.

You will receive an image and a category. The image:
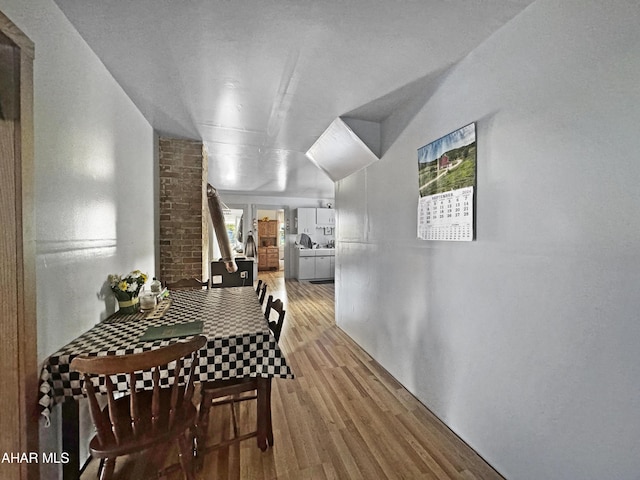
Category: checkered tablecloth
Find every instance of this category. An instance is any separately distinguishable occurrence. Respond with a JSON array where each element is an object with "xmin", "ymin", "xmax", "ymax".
[{"xmin": 38, "ymin": 287, "xmax": 294, "ymax": 424}]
